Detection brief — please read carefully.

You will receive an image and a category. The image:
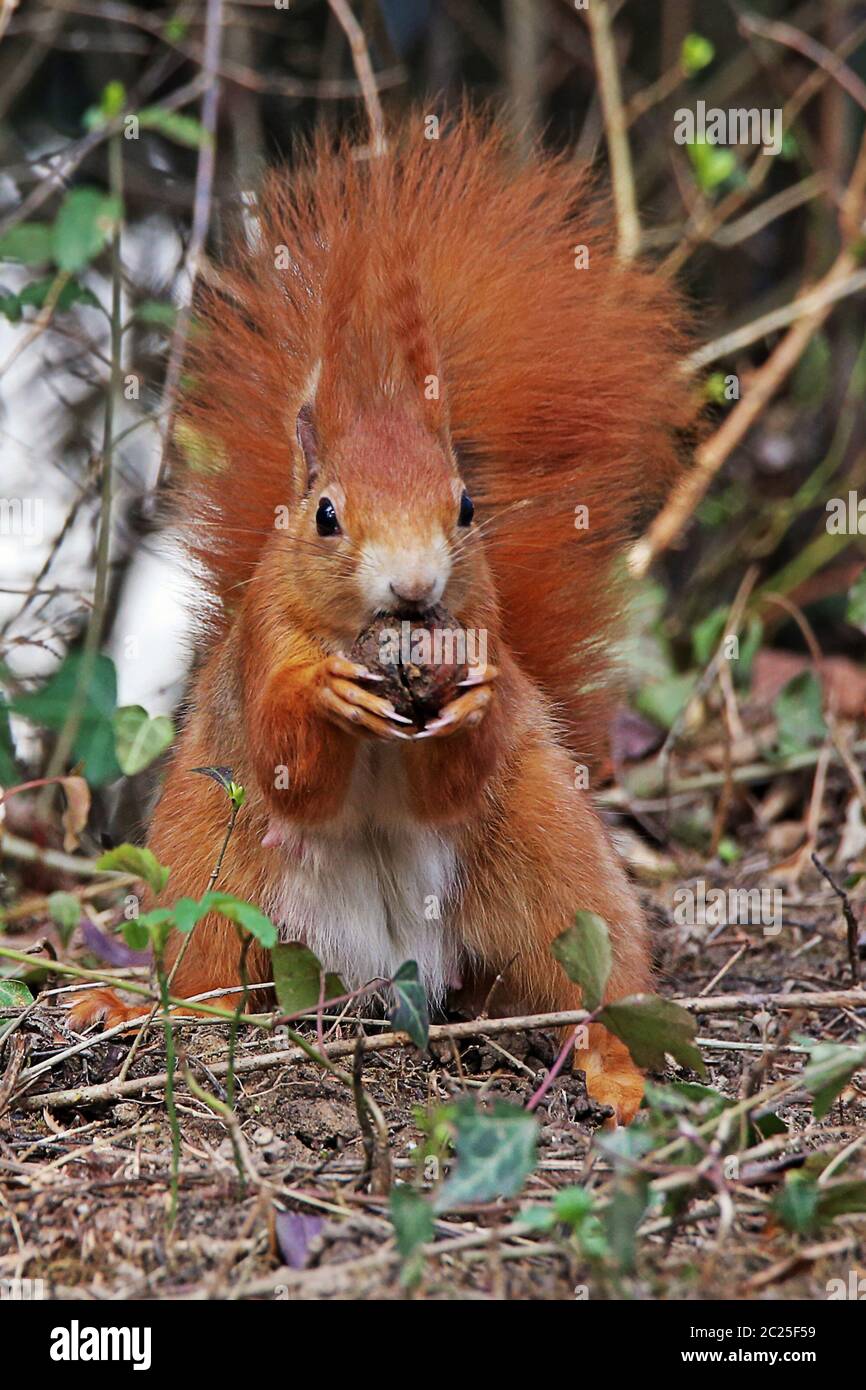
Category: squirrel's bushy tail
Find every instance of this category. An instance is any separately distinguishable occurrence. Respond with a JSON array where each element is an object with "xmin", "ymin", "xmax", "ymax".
[{"xmin": 178, "ymin": 109, "xmax": 696, "ymax": 762}]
